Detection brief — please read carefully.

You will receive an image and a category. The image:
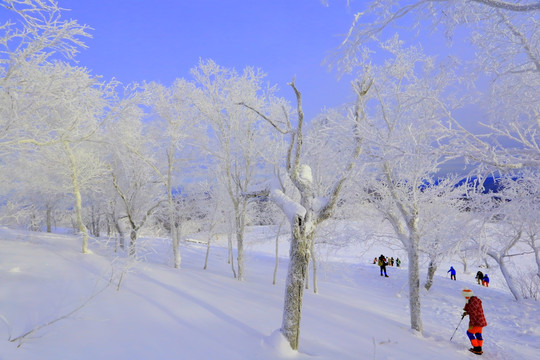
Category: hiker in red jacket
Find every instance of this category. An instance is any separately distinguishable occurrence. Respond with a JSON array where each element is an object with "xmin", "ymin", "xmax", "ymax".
[{"xmin": 462, "ymin": 288, "xmax": 487, "ymax": 355}]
